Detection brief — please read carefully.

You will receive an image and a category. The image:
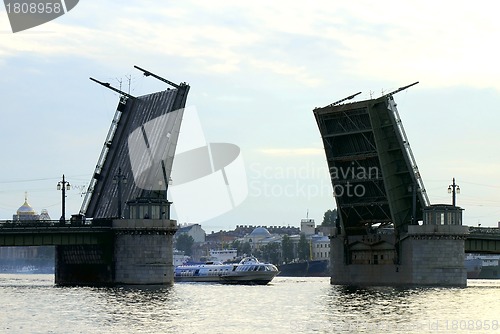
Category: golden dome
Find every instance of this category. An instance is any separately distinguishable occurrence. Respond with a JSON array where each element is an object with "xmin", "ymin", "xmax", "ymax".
[{"xmin": 17, "ymin": 193, "xmax": 36, "ymax": 215}]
